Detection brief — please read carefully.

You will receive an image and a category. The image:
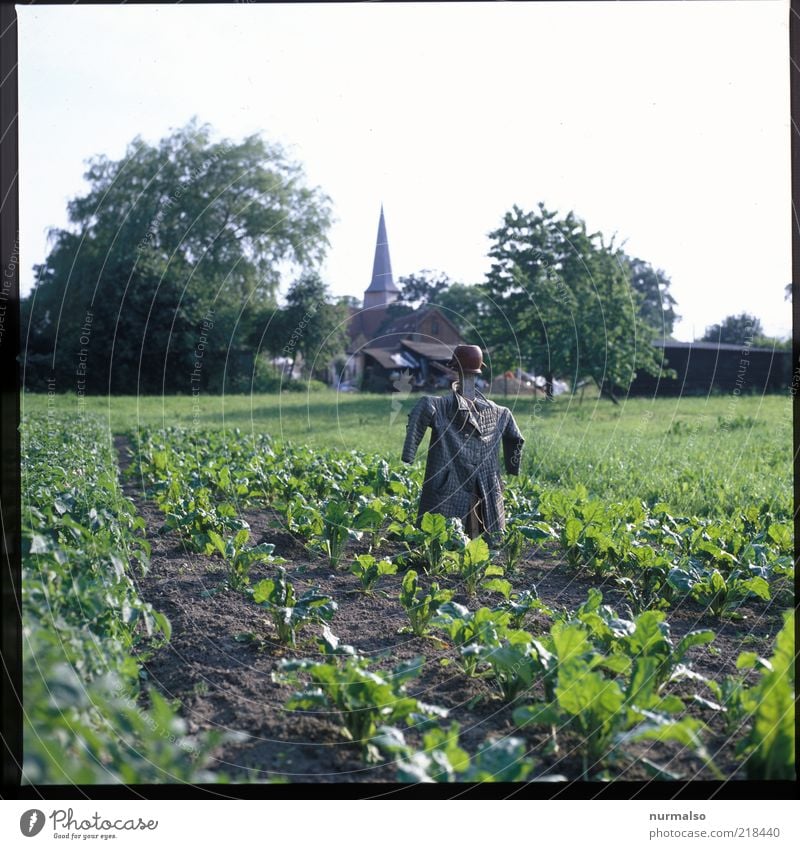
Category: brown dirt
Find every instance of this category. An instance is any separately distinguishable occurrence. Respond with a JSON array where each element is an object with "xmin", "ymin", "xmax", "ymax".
[{"xmin": 114, "ymin": 436, "xmax": 789, "ymax": 785}]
